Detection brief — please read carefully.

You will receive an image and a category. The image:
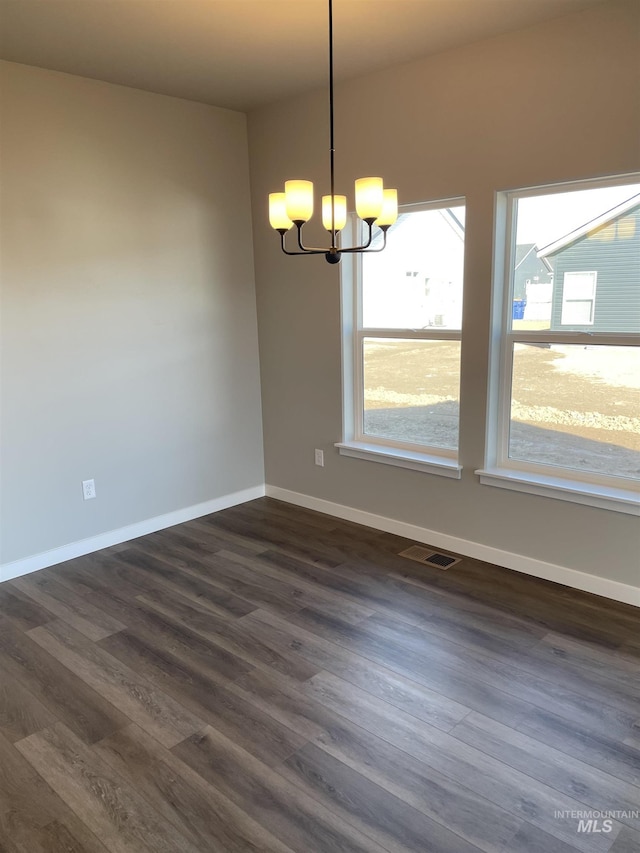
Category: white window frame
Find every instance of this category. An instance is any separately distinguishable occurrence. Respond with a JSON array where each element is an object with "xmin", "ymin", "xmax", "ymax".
[
  {"xmin": 337, "ymin": 199, "xmax": 465, "ymax": 479},
  {"xmin": 479, "ymin": 174, "xmax": 640, "ymax": 515}
]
